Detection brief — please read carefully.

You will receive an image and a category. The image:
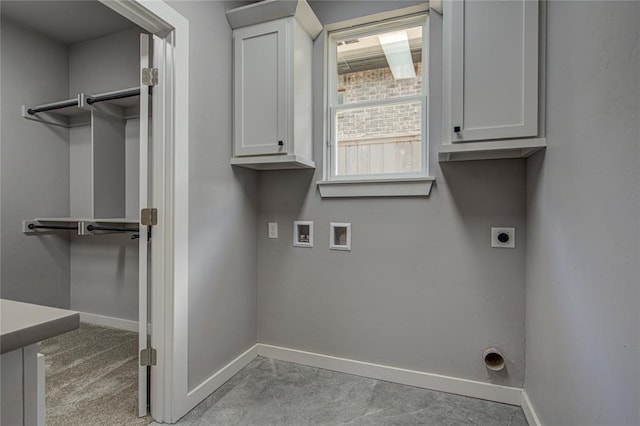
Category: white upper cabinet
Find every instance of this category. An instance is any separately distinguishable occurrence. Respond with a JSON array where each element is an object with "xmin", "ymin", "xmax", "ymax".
[
  {"xmin": 233, "ymin": 20, "xmax": 288, "ymax": 157},
  {"xmin": 440, "ymin": 0, "xmax": 546, "ymax": 161},
  {"xmin": 449, "ymin": 0, "xmax": 538, "ymax": 142},
  {"xmin": 227, "ymin": 0, "xmax": 322, "ymax": 170}
]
